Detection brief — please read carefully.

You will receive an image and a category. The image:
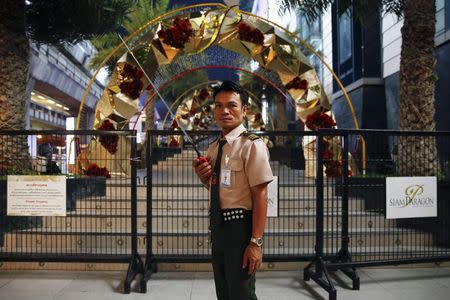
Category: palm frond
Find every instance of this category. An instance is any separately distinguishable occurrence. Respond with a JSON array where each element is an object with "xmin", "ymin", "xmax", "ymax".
[
  {"xmin": 278, "ymin": 0, "xmax": 334, "ymax": 22},
  {"xmin": 383, "ymin": 0, "xmax": 405, "ymax": 17},
  {"xmin": 26, "ymin": 0, "xmax": 137, "ymax": 45},
  {"xmin": 279, "ymin": 0, "xmax": 404, "ymax": 22},
  {"xmin": 89, "ymin": 0, "xmax": 168, "ymax": 72}
]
